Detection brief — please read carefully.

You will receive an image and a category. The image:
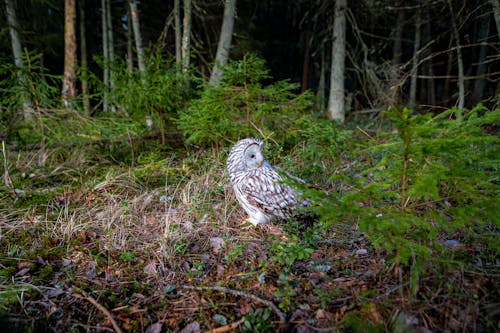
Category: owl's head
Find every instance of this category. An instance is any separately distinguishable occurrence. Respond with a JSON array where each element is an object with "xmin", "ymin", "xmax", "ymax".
[{"xmin": 227, "ymin": 138, "xmax": 266, "ymax": 174}]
